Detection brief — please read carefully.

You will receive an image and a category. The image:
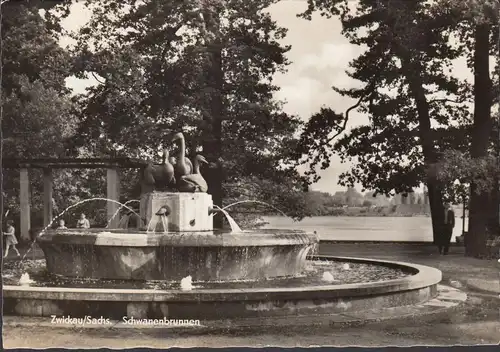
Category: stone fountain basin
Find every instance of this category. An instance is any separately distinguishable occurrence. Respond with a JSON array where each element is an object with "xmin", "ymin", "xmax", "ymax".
[
  {"xmin": 3, "ymin": 256, "xmax": 442, "ymax": 320},
  {"xmin": 36, "ymin": 229, "xmax": 319, "ymax": 281}
]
